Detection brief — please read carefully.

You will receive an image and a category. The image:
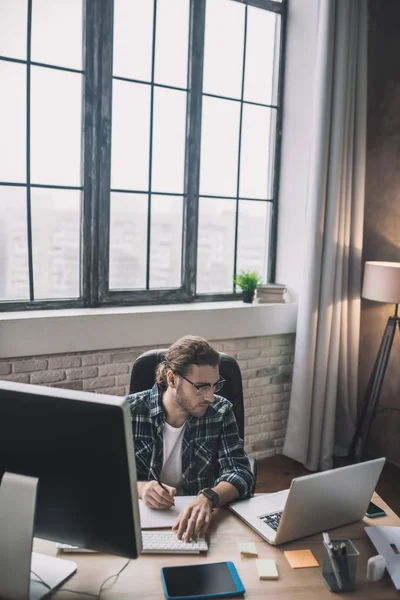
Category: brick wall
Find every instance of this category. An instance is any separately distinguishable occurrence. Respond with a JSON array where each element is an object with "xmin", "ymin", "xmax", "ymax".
[{"xmin": 0, "ymin": 334, "xmax": 295, "ymax": 460}]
